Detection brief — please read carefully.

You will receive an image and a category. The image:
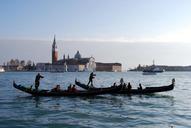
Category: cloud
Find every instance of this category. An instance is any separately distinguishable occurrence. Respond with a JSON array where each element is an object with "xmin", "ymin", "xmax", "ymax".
[
  {"xmin": 1, "ymin": 24, "xmax": 191, "ymax": 44},
  {"xmin": 61, "ymin": 24, "xmax": 191, "ymax": 43}
]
